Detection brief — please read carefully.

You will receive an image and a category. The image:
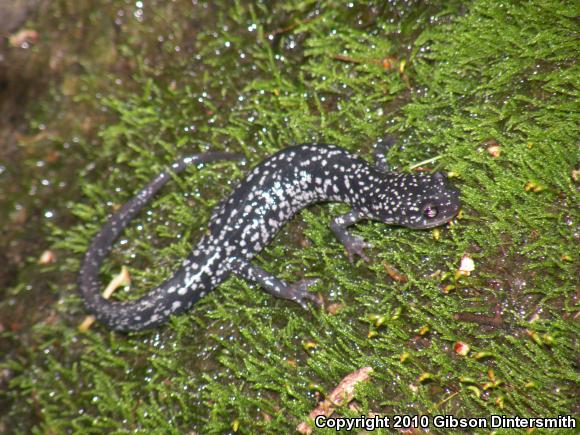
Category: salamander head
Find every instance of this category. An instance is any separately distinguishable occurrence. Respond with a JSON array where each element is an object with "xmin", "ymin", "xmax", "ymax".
[{"xmin": 373, "ymin": 171, "xmax": 460, "ymax": 229}]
